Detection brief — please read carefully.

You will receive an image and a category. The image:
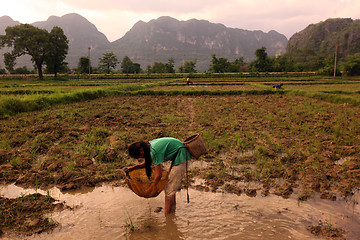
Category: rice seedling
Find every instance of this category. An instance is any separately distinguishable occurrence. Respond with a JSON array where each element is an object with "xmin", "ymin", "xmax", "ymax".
[
  {"xmin": 124, "ymin": 214, "xmax": 136, "ymax": 232},
  {"xmin": 66, "ymin": 161, "xmax": 75, "ymax": 171},
  {"xmin": 1, "ymin": 75, "xmax": 360, "ymax": 237}
]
